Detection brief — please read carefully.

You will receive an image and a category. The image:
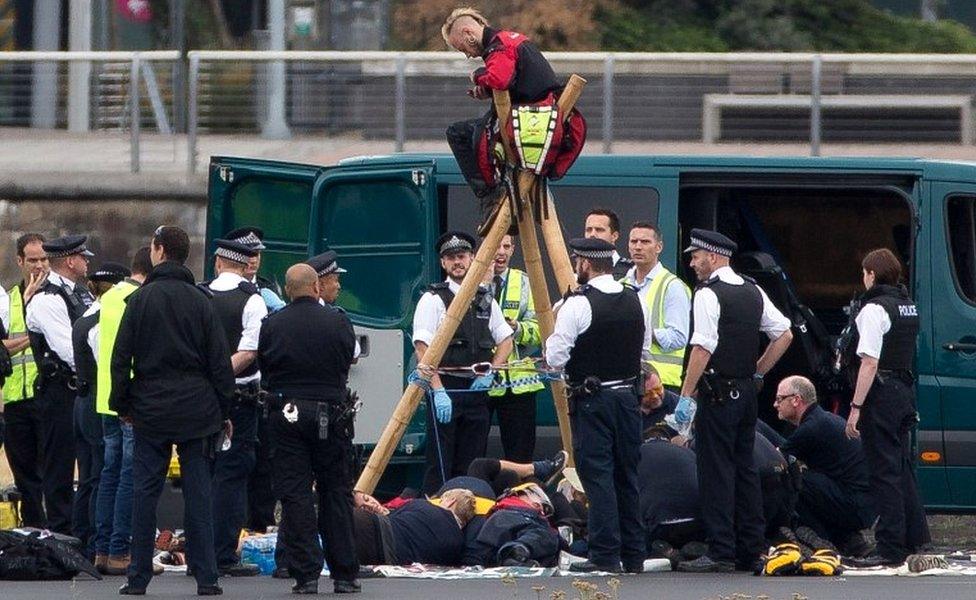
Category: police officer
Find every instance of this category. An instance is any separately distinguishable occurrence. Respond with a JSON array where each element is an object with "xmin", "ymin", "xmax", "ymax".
[
  {"xmin": 773, "ymin": 375, "xmax": 874, "ymax": 554},
  {"xmin": 845, "ymin": 248, "xmax": 930, "ymax": 567},
  {"xmin": 26, "ymin": 234, "xmax": 95, "ymax": 535},
  {"xmin": 2, "ymin": 233, "xmax": 48, "ymax": 528},
  {"xmin": 207, "ymin": 238, "xmax": 268, "ymax": 577},
  {"xmin": 583, "ymin": 208, "xmax": 633, "ymax": 280},
  {"xmin": 621, "ymin": 222, "xmax": 691, "ymax": 393},
  {"xmin": 485, "ymin": 234, "xmax": 543, "ymax": 462},
  {"xmin": 71, "ymin": 261, "xmax": 129, "ymax": 555},
  {"xmin": 545, "ymin": 237, "xmax": 649, "ymax": 574},
  {"xmin": 225, "ymin": 226, "xmax": 283, "ymax": 536},
  {"xmin": 413, "ymin": 231, "xmax": 513, "ymax": 494},
  {"xmin": 257, "ymin": 263, "xmax": 360, "ymax": 594},
  {"xmin": 675, "ymin": 229, "xmax": 793, "ymax": 573},
  {"xmin": 307, "ymin": 250, "xmax": 362, "ymax": 360}
]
